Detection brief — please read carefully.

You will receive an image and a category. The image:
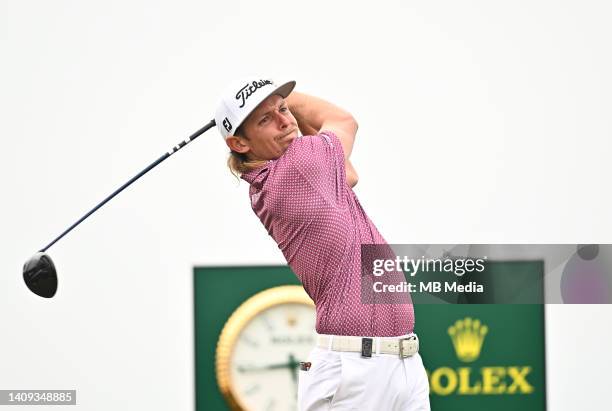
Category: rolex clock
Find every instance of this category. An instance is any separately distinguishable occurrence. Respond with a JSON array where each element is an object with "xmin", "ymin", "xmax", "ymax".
[{"xmin": 215, "ymin": 285, "xmax": 316, "ymax": 411}]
